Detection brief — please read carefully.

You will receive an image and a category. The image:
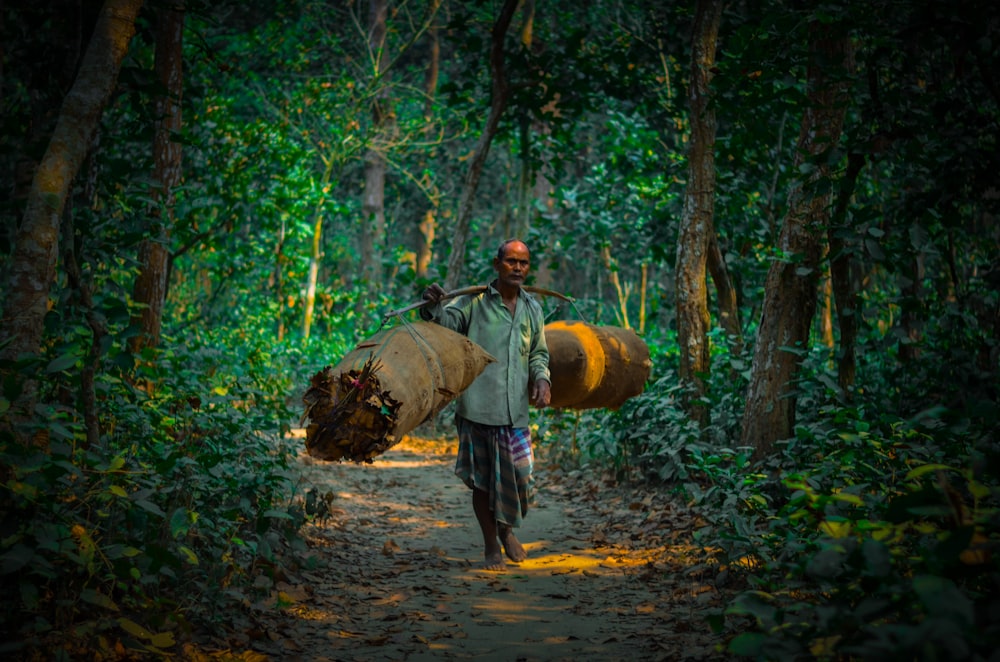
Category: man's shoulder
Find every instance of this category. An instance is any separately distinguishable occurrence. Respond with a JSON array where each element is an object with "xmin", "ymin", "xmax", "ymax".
[{"xmin": 521, "ymin": 288, "xmax": 543, "ymax": 309}]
